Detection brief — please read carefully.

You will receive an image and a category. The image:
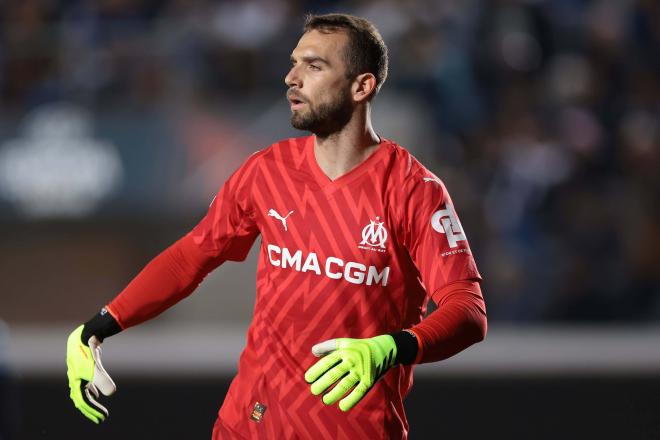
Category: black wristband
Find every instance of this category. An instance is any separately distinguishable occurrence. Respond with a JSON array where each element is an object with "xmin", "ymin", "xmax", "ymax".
[
  {"xmin": 81, "ymin": 308, "xmax": 121, "ymax": 346},
  {"xmin": 389, "ymin": 330, "xmax": 418, "ymax": 365}
]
